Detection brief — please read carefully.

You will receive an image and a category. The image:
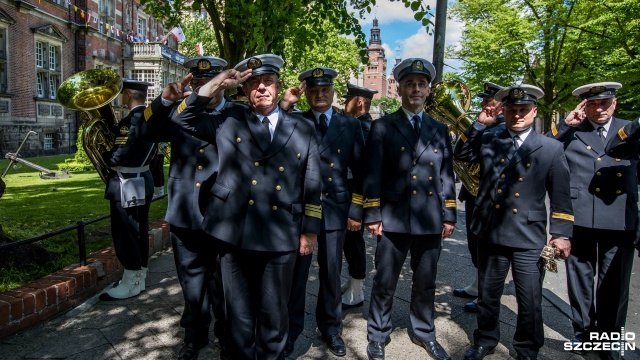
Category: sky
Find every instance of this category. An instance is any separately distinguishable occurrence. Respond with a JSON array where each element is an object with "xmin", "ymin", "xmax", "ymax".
[{"xmin": 357, "ymin": 0, "xmax": 464, "ymax": 77}]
